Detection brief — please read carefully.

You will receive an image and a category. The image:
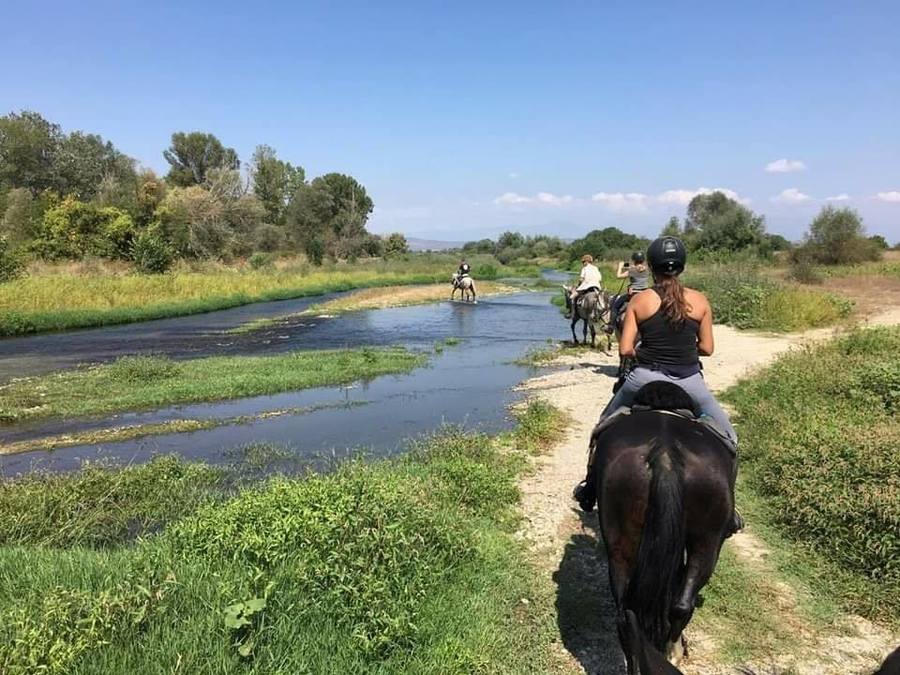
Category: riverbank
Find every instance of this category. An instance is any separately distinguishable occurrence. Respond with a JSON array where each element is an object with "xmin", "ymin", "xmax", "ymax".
[
  {"xmin": 0, "ymin": 255, "xmax": 537, "ymax": 337},
  {"xmin": 0, "ymin": 401, "xmax": 568, "ymax": 674}
]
